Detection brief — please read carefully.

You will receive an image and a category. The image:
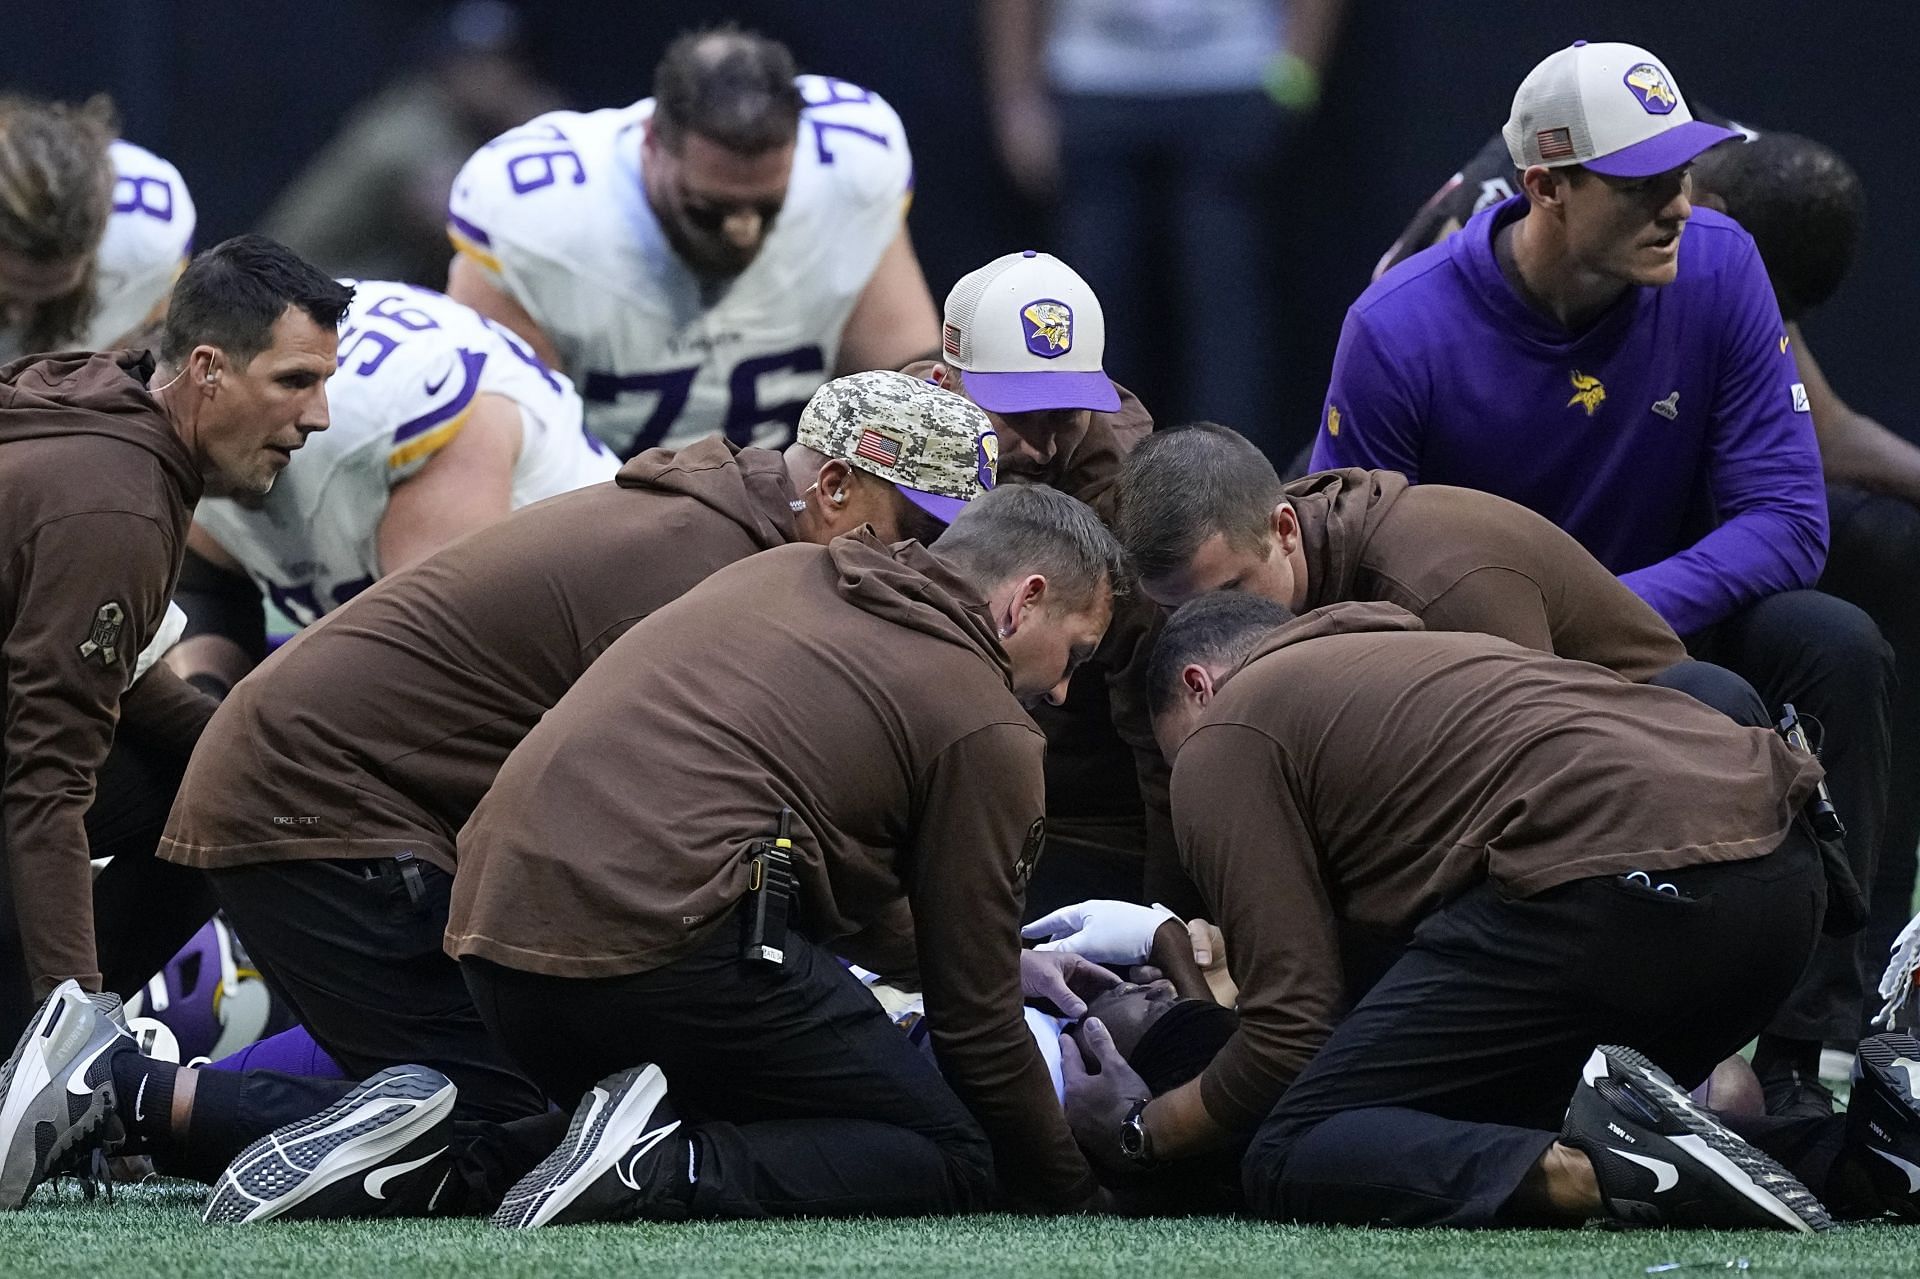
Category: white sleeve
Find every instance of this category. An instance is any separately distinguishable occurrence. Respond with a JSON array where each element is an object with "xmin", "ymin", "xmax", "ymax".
[
  {"xmin": 333, "ymin": 287, "xmax": 494, "ymax": 484},
  {"xmin": 445, "ymin": 115, "xmax": 593, "ymax": 313},
  {"xmin": 88, "ymin": 143, "xmax": 197, "ymax": 348}
]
